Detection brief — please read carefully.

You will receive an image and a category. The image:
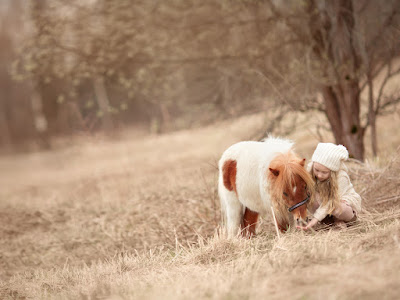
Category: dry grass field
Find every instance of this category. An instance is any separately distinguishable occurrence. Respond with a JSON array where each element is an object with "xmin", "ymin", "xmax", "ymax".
[{"xmin": 1, "ymin": 112, "xmax": 400, "ymax": 299}]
